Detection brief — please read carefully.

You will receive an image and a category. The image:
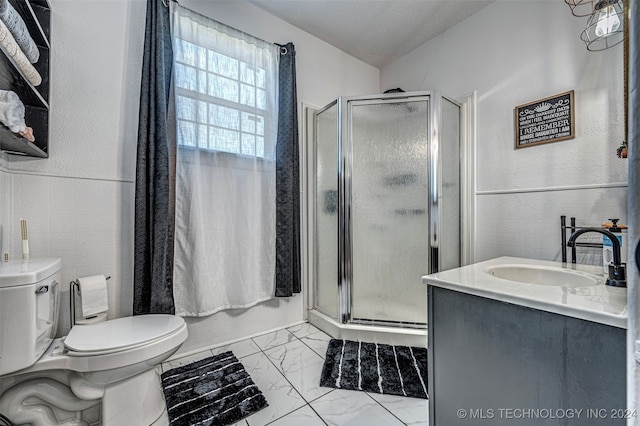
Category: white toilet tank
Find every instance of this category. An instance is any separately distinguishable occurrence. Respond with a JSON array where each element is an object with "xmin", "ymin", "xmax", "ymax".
[{"xmin": 0, "ymin": 258, "xmax": 61, "ymax": 375}]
